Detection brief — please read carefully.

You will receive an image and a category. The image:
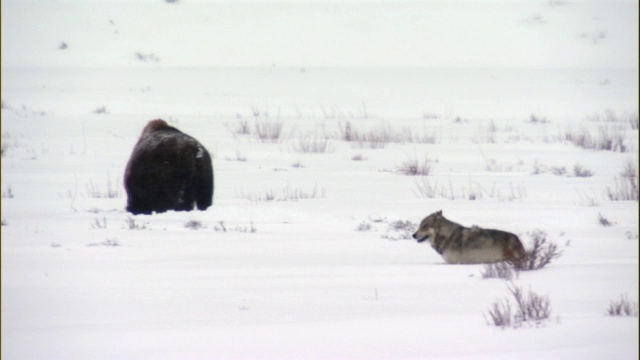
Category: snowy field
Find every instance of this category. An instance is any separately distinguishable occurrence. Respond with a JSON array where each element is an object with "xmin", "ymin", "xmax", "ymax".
[{"xmin": 1, "ymin": 0, "xmax": 639, "ymax": 359}]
